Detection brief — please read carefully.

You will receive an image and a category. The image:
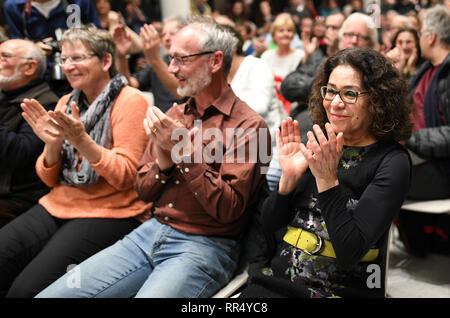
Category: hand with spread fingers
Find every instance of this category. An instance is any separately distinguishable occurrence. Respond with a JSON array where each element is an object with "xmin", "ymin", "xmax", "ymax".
[
  {"xmin": 112, "ymin": 24, "xmax": 133, "ymax": 58},
  {"xmin": 277, "ymin": 117, "xmax": 309, "ymax": 195},
  {"xmin": 140, "ymin": 24, "xmax": 161, "ymax": 63},
  {"xmin": 405, "ymin": 46, "xmax": 418, "ymax": 76},
  {"xmin": 300, "ymin": 123, "xmax": 343, "ymax": 192},
  {"xmin": 301, "ymin": 32, "xmax": 319, "ymax": 64},
  {"xmin": 46, "ymin": 101, "xmax": 87, "ymax": 147},
  {"xmin": 21, "ymin": 98, "xmax": 64, "ymax": 146}
]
